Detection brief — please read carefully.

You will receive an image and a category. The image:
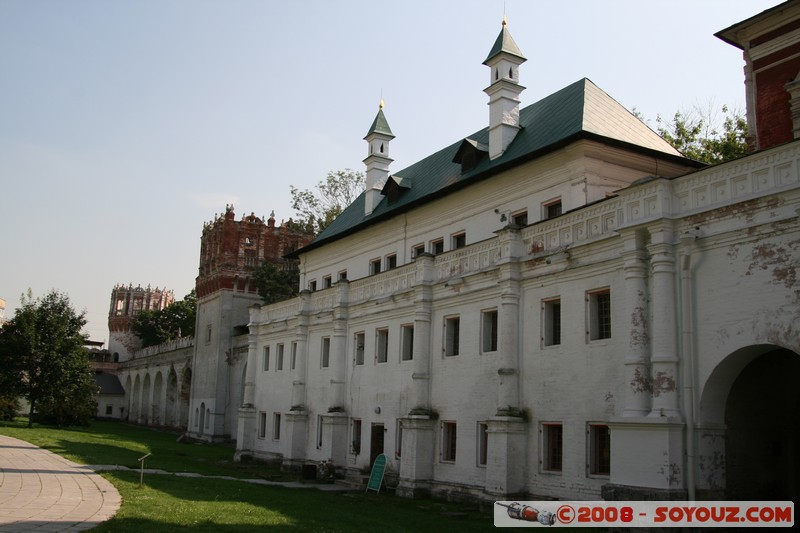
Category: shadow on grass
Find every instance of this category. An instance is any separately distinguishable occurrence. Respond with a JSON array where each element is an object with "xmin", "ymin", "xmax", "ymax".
[{"xmin": 94, "ymin": 471, "xmax": 493, "ymax": 532}]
